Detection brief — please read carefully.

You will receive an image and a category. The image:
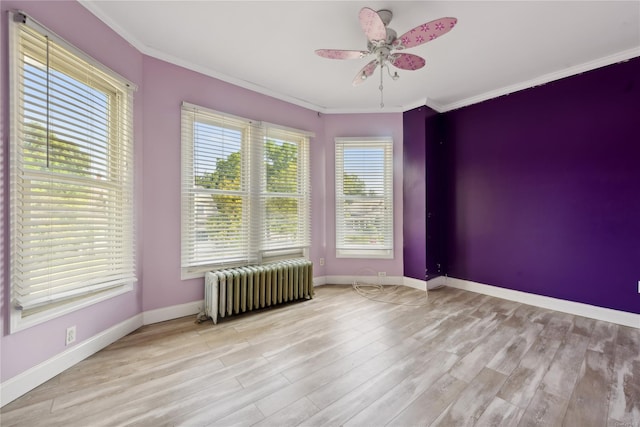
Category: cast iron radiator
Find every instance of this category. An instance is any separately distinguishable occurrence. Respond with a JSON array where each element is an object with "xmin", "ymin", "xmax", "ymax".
[{"xmin": 204, "ymin": 259, "xmax": 314, "ymax": 324}]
